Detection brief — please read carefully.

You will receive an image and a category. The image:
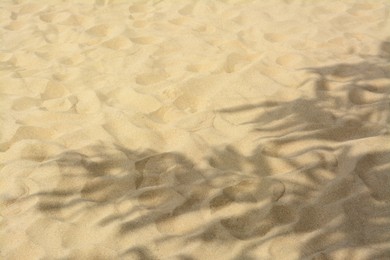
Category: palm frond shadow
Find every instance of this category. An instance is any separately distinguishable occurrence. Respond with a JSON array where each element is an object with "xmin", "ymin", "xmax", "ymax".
[
  {"xmin": 27, "ymin": 41, "xmax": 390, "ymax": 259},
  {"xmin": 29, "ymin": 142, "xmax": 288, "ymax": 256},
  {"xmin": 222, "ymin": 41, "xmax": 390, "ymax": 259}
]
